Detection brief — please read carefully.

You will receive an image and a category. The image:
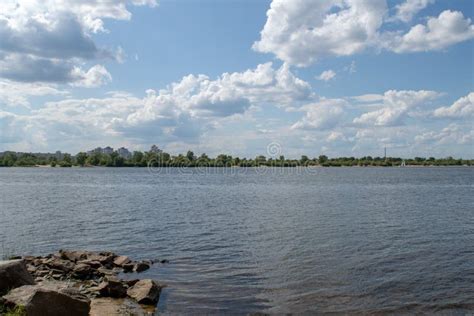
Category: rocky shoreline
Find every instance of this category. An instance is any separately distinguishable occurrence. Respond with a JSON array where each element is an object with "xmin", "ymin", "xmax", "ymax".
[{"xmin": 0, "ymin": 250, "xmax": 167, "ymax": 315}]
